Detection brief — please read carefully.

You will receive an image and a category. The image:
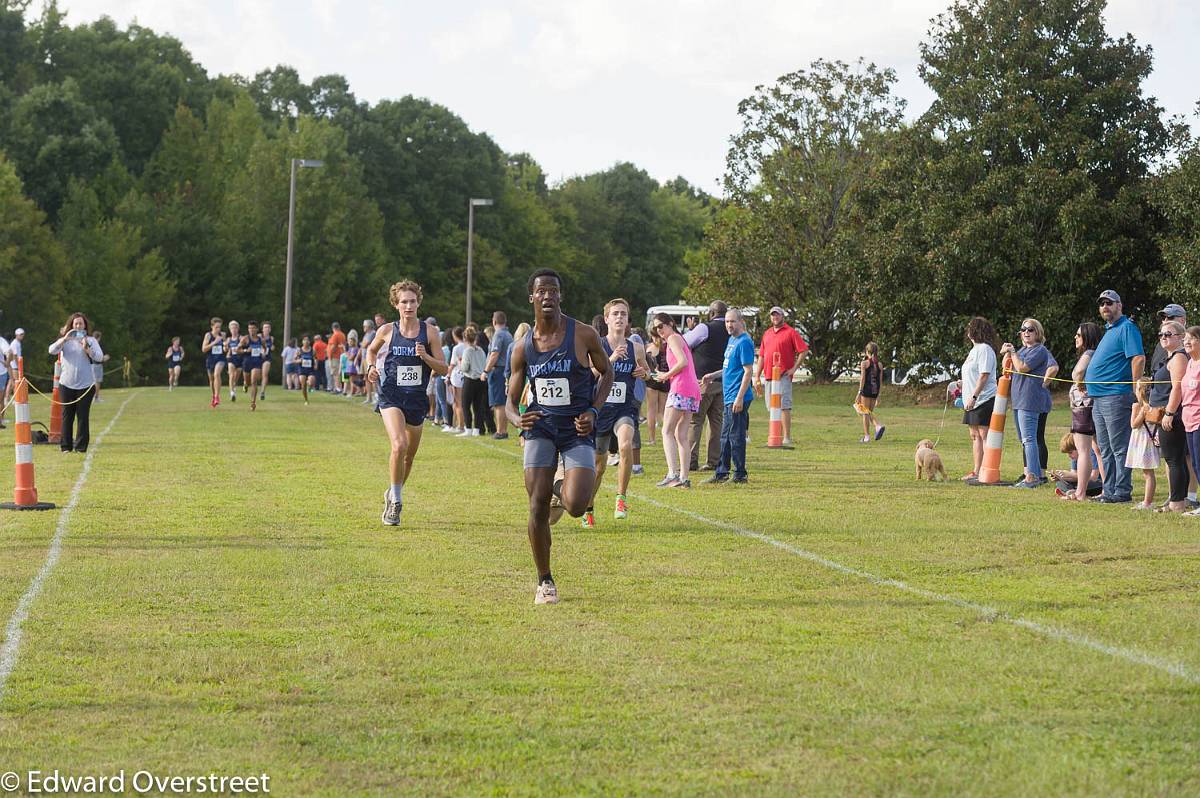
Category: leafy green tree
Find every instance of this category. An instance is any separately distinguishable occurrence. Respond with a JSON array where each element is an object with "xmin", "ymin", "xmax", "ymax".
[
  {"xmin": 1156, "ymin": 120, "xmax": 1200, "ymax": 311},
  {"xmin": 34, "ymin": 12, "xmax": 211, "ymax": 171},
  {"xmin": 864, "ymin": 0, "xmax": 1175, "ymax": 370},
  {"xmin": 0, "ymin": 152, "xmax": 68, "ymax": 348},
  {"xmin": 690, "ymin": 58, "xmax": 905, "ymax": 380},
  {"xmin": 5, "ymin": 77, "xmax": 119, "ymax": 220},
  {"xmin": 58, "ymin": 180, "xmax": 174, "ymax": 376}
]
